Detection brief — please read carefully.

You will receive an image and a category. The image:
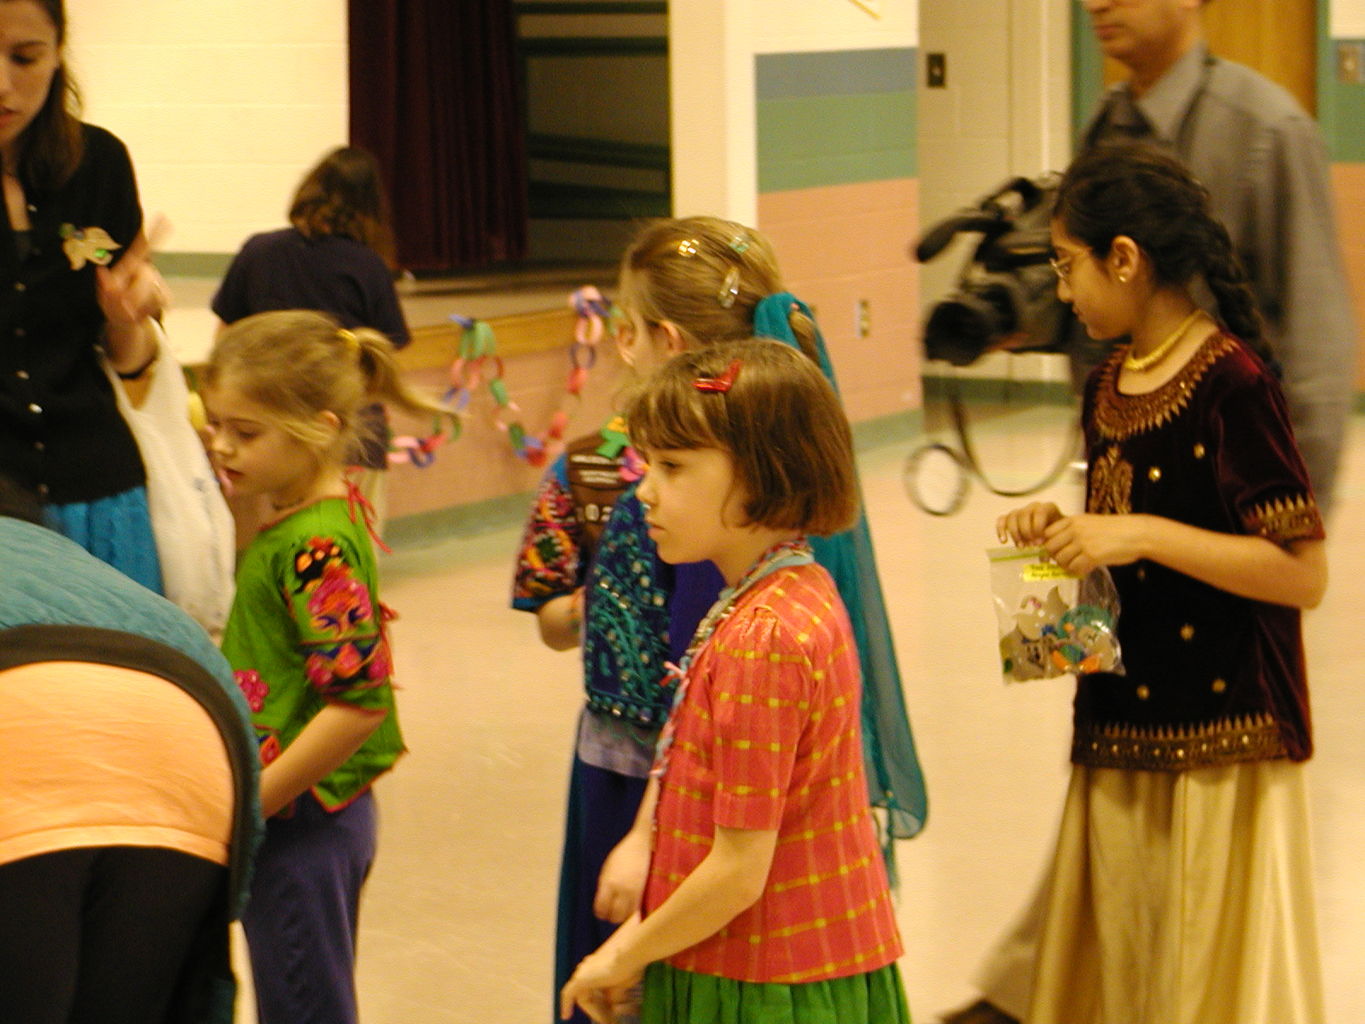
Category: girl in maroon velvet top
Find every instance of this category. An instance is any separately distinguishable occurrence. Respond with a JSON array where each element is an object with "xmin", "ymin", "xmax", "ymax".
[{"xmin": 960, "ymin": 145, "xmax": 1328, "ymax": 1024}]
